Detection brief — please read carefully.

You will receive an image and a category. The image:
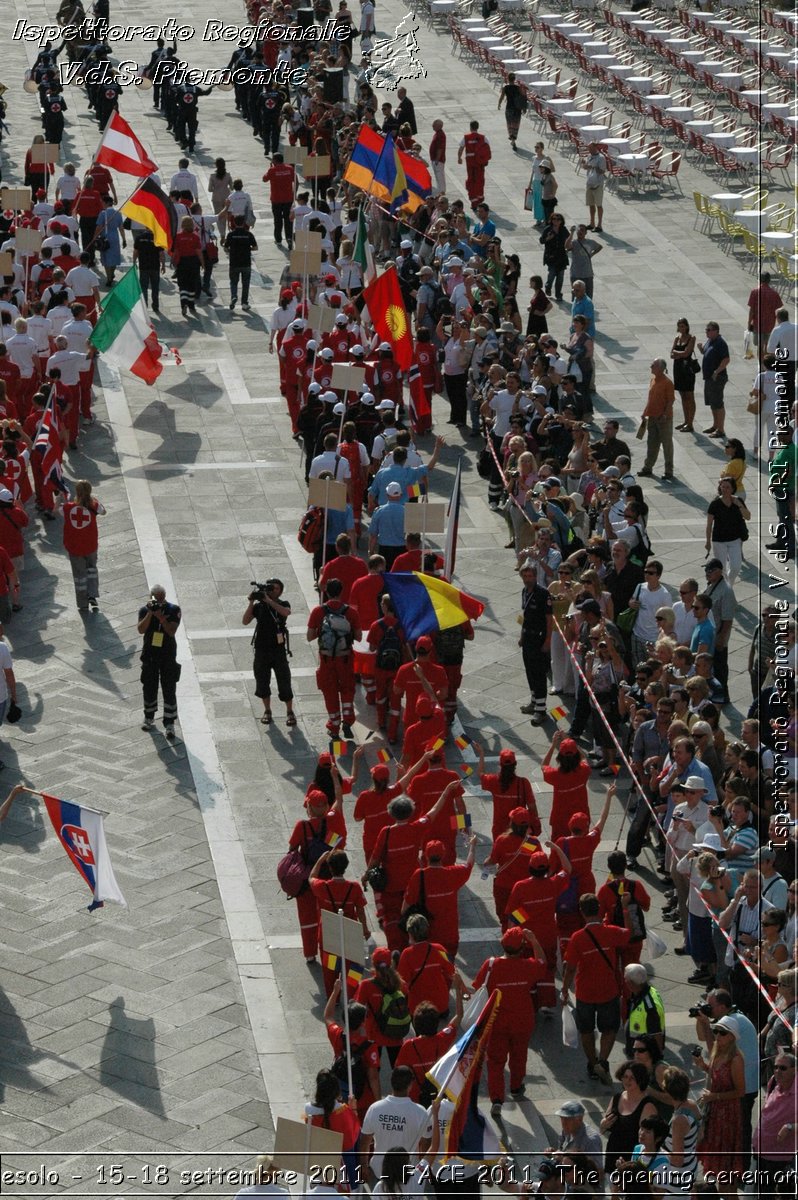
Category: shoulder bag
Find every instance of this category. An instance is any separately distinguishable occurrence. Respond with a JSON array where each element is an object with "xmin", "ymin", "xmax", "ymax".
[{"xmin": 616, "ymin": 584, "xmax": 641, "ymax": 635}]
